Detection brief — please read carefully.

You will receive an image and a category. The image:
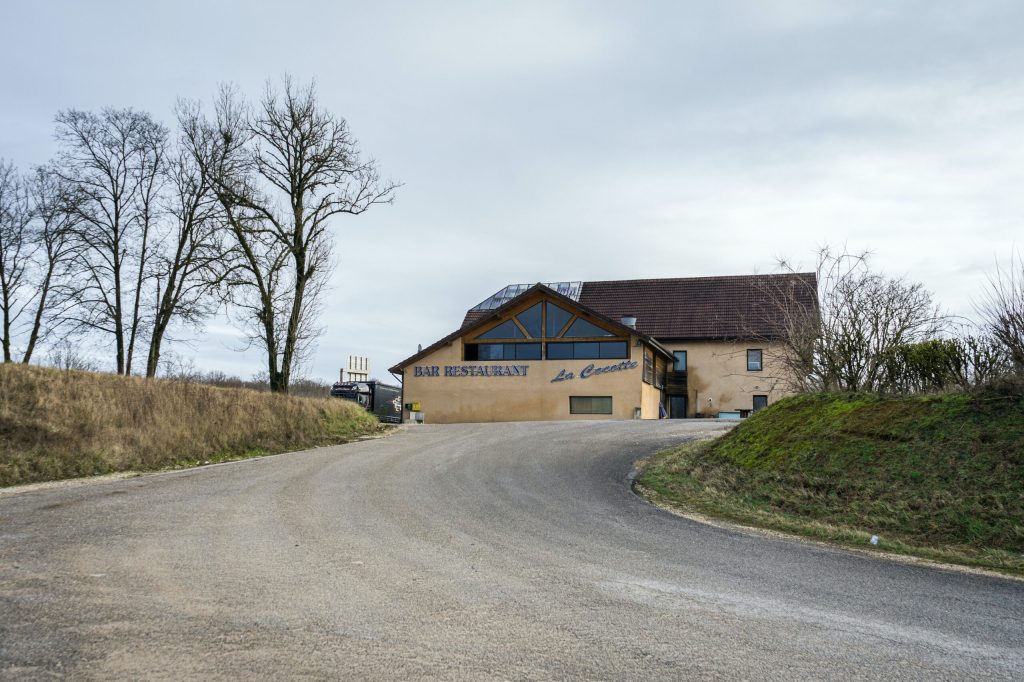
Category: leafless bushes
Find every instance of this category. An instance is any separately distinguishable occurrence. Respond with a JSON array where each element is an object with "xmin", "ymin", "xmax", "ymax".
[
  {"xmin": 770, "ymin": 247, "xmax": 945, "ymax": 393},
  {"xmin": 765, "ymin": 246, "xmax": 1019, "ymax": 395},
  {"xmin": 977, "ymin": 253, "xmax": 1024, "ymax": 376},
  {"xmin": 160, "ymin": 354, "xmax": 334, "ymax": 398},
  {"xmin": 876, "ymin": 334, "xmax": 1008, "ymax": 394}
]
